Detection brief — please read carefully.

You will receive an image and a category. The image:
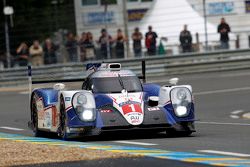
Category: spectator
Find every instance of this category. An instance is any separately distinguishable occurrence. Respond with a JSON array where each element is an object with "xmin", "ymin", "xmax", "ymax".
[
  {"xmin": 29, "ymin": 40, "xmax": 43, "ymax": 66},
  {"xmin": 43, "ymin": 38, "xmax": 58, "ymax": 65},
  {"xmin": 179, "ymin": 24, "xmax": 192, "ymax": 53},
  {"xmin": 145, "ymin": 25, "xmax": 158, "ymax": 56},
  {"xmin": 79, "ymin": 32, "xmax": 96, "ymax": 61},
  {"xmin": 78, "ymin": 32, "xmax": 87, "ymax": 61},
  {"xmin": 65, "ymin": 32, "xmax": 78, "ymax": 62},
  {"xmin": 85, "ymin": 32, "xmax": 96, "ymax": 61},
  {"xmin": 115, "ymin": 29, "xmax": 126, "ymax": 59},
  {"xmin": 98, "ymin": 29, "xmax": 113, "ymax": 60},
  {"xmin": 218, "ymin": 18, "xmax": 231, "ymax": 49},
  {"xmin": 16, "ymin": 42, "xmax": 29, "ymax": 66},
  {"xmin": 132, "ymin": 27, "xmax": 143, "ymax": 57}
]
